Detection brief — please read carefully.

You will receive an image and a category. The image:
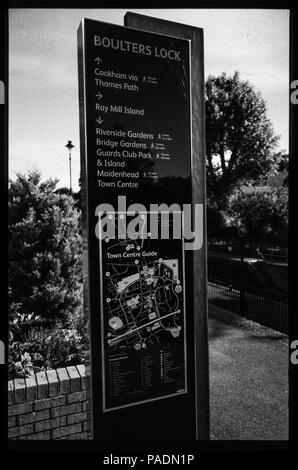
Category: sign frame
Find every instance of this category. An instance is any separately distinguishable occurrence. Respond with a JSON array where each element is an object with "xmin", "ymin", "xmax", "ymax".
[{"xmin": 78, "ymin": 14, "xmax": 209, "ymax": 441}]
